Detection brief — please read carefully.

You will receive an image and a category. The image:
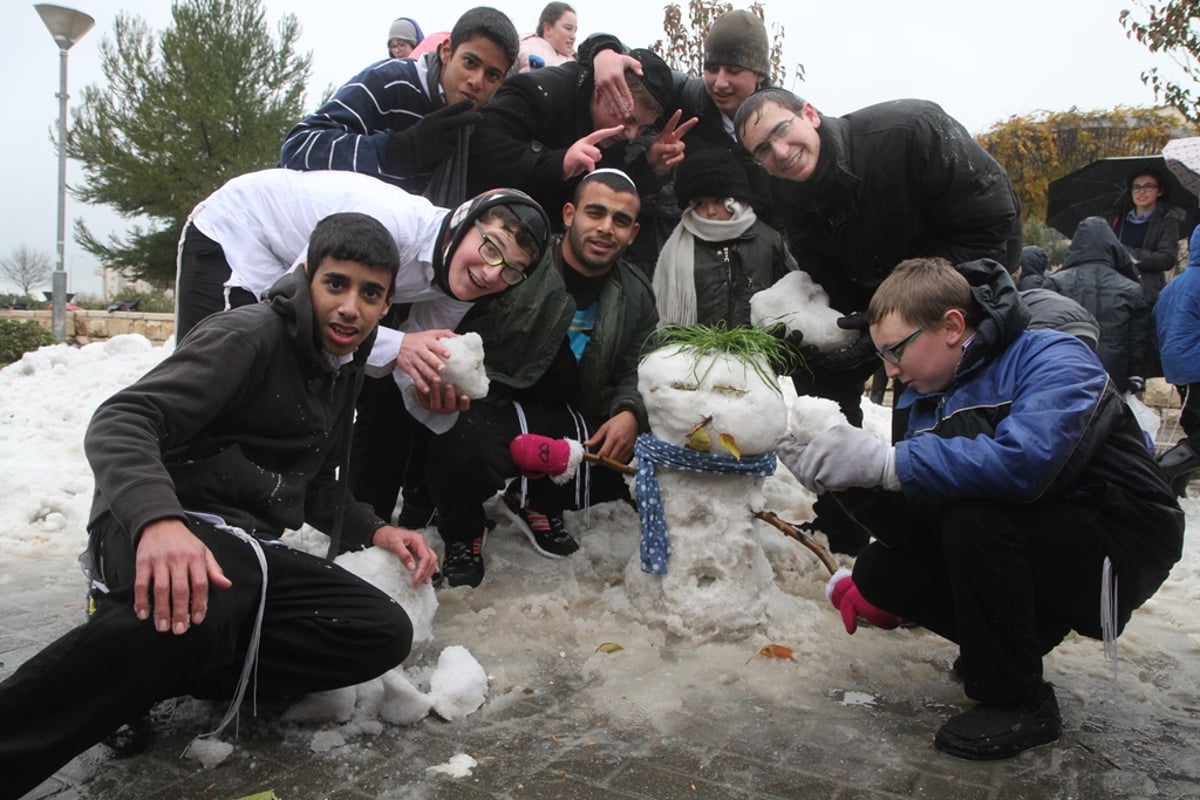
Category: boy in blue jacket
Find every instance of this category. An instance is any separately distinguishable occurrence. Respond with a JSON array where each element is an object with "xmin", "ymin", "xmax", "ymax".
[{"xmin": 779, "ymin": 257, "xmax": 1183, "ymax": 760}]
